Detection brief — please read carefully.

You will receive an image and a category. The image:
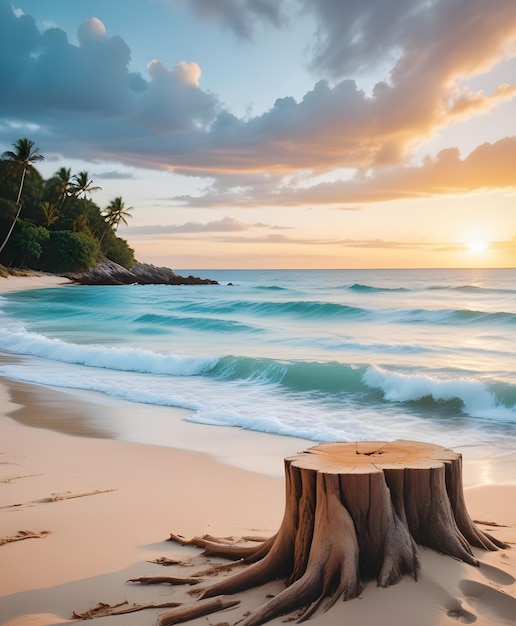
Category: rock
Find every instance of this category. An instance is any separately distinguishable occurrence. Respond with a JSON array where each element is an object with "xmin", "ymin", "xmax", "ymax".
[{"xmin": 65, "ymin": 259, "xmax": 218, "ymax": 286}]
